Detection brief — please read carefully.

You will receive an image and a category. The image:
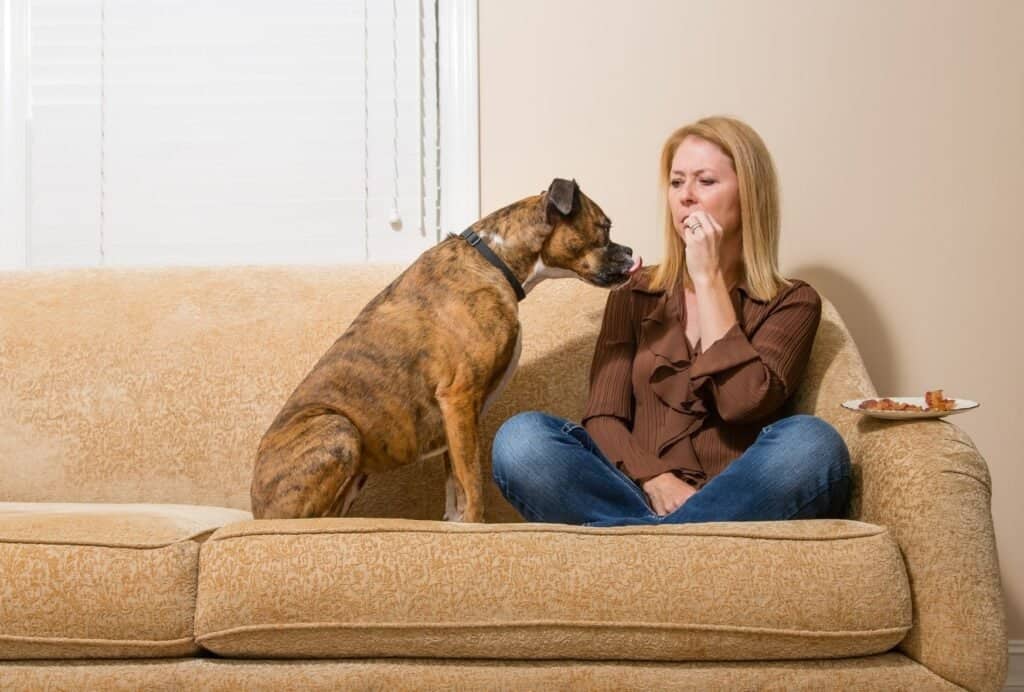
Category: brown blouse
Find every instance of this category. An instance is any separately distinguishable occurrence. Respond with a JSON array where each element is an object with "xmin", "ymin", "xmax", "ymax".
[{"xmin": 581, "ymin": 270, "xmax": 822, "ymax": 487}]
